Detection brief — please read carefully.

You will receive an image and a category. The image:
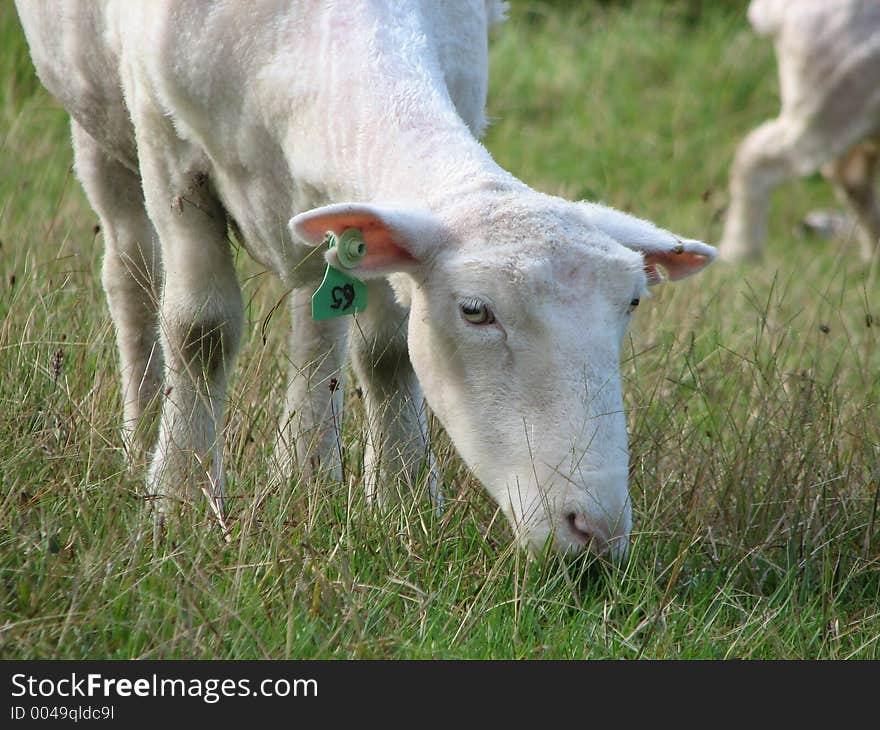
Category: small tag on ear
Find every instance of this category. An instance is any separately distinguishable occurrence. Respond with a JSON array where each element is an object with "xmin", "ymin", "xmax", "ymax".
[{"xmin": 311, "ymin": 229, "xmax": 368, "ymax": 321}]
